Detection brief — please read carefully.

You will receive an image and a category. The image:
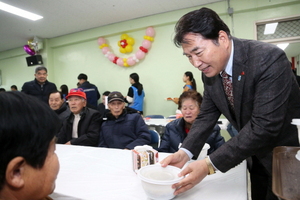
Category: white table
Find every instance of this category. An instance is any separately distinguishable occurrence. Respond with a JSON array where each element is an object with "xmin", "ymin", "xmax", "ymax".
[{"xmin": 50, "ymin": 145, "xmax": 247, "ymax": 200}]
